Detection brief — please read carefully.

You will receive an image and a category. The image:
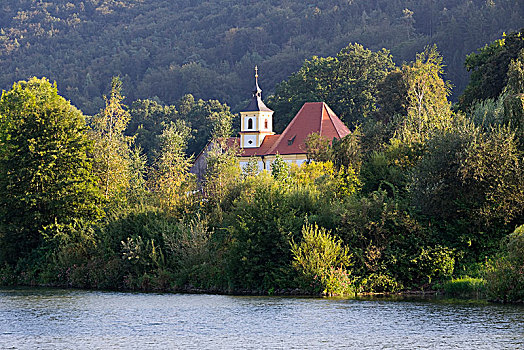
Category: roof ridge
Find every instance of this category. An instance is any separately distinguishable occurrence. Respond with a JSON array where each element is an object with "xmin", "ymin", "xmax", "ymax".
[
  {"xmin": 326, "ymin": 103, "xmax": 349, "ymax": 138},
  {"xmin": 325, "ymin": 103, "xmax": 340, "ymax": 138},
  {"xmin": 267, "ymin": 103, "xmax": 306, "ymax": 154},
  {"xmin": 319, "ymin": 103, "xmax": 325, "ymax": 136}
]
